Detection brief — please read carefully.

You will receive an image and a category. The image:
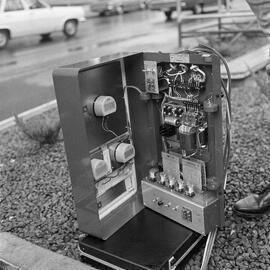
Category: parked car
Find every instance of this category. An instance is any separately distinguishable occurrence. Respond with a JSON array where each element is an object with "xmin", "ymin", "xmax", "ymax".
[
  {"xmin": 148, "ymin": 0, "xmax": 225, "ymax": 20},
  {"xmin": 0, "ymin": 0, "xmax": 85, "ymax": 49},
  {"xmin": 91, "ymin": 0, "xmax": 146, "ymax": 16}
]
